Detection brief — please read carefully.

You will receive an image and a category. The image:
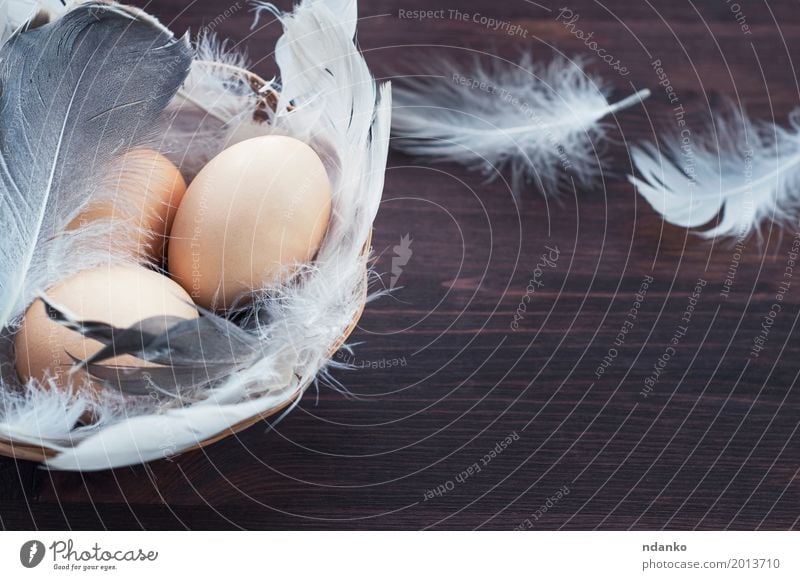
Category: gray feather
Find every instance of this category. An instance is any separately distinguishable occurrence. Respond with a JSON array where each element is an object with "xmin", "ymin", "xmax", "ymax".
[
  {"xmin": 0, "ymin": 2, "xmax": 192, "ymax": 329},
  {"xmin": 41, "ymin": 296, "xmax": 265, "ymax": 398}
]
